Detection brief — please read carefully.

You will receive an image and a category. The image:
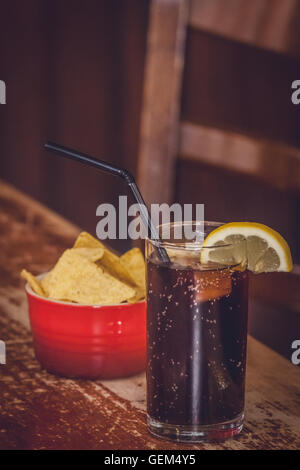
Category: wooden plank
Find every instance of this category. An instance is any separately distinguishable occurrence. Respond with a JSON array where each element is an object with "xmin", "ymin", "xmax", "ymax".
[
  {"xmin": 0, "ymin": 1, "xmax": 149, "ymax": 254},
  {"xmin": 181, "ymin": 29, "xmax": 300, "ymax": 148},
  {"xmin": 1, "ymin": 310, "xmax": 300, "ymax": 450},
  {"xmin": 249, "ymin": 267, "xmax": 300, "ymax": 360},
  {"xmin": 137, "ymin": 0, "xmax": 188, "ymax": 204},
  {"xmin": 0, "ymin": 181, "xmax": 80, "ymax": 328},
  {"xmin": 189, "ymin": 0, "xmax": 300, "ymax": 59},
  {"xmin": 179, "ymin": 122, "xmax": 300, "ymax": 192},
  {"xmin": 174, "ymin": 158, "xmax": 299, "ymax": 261},
  {"xmin": 250, "ymin": 267, "xmax": 300, "ymax": 312},
  {"xmin": 1, "ymin": 181, "xmax": 300, "ymax": 449}
]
